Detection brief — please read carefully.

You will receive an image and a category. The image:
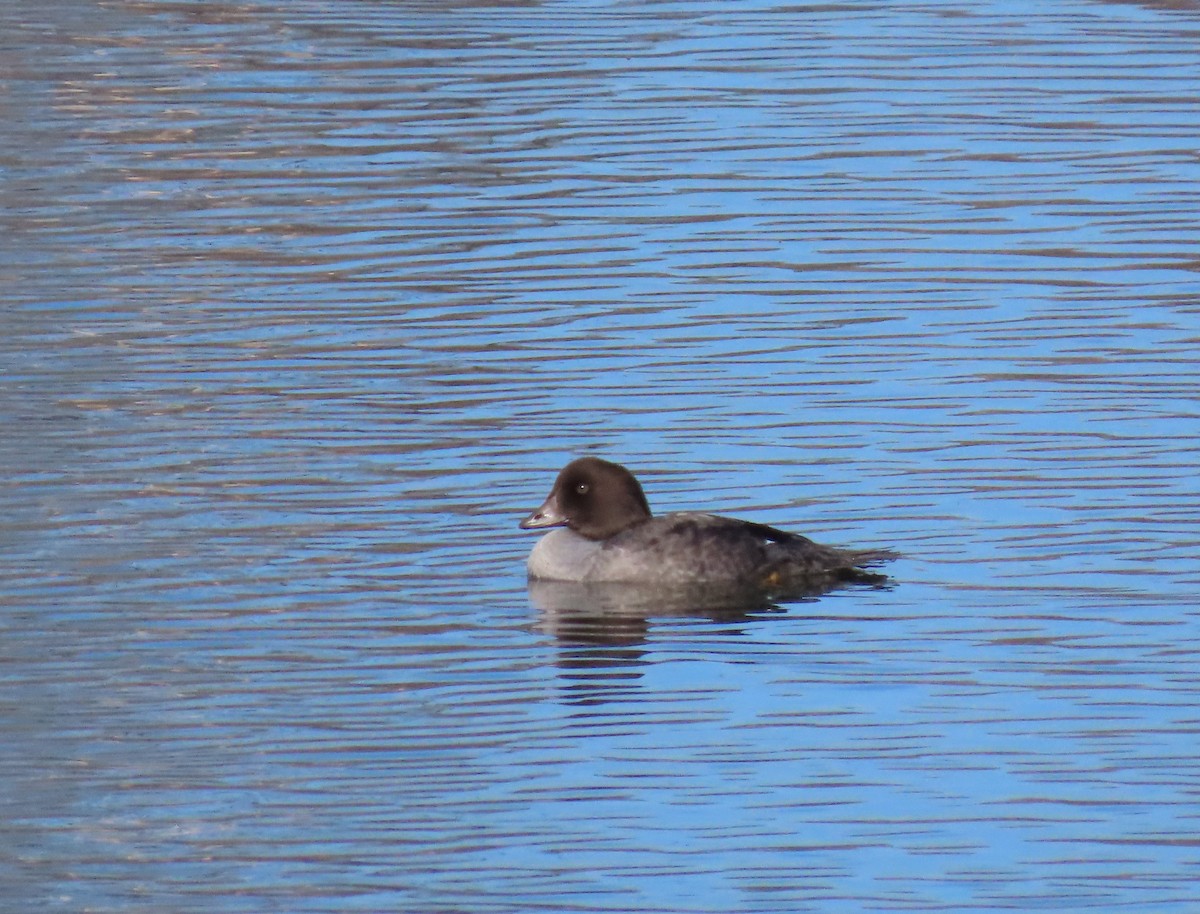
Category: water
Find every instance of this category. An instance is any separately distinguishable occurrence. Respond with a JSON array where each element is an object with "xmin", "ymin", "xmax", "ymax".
[{"xmin": 3, "ymin": 0, "xmax": 1199, "ymax": 911}]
